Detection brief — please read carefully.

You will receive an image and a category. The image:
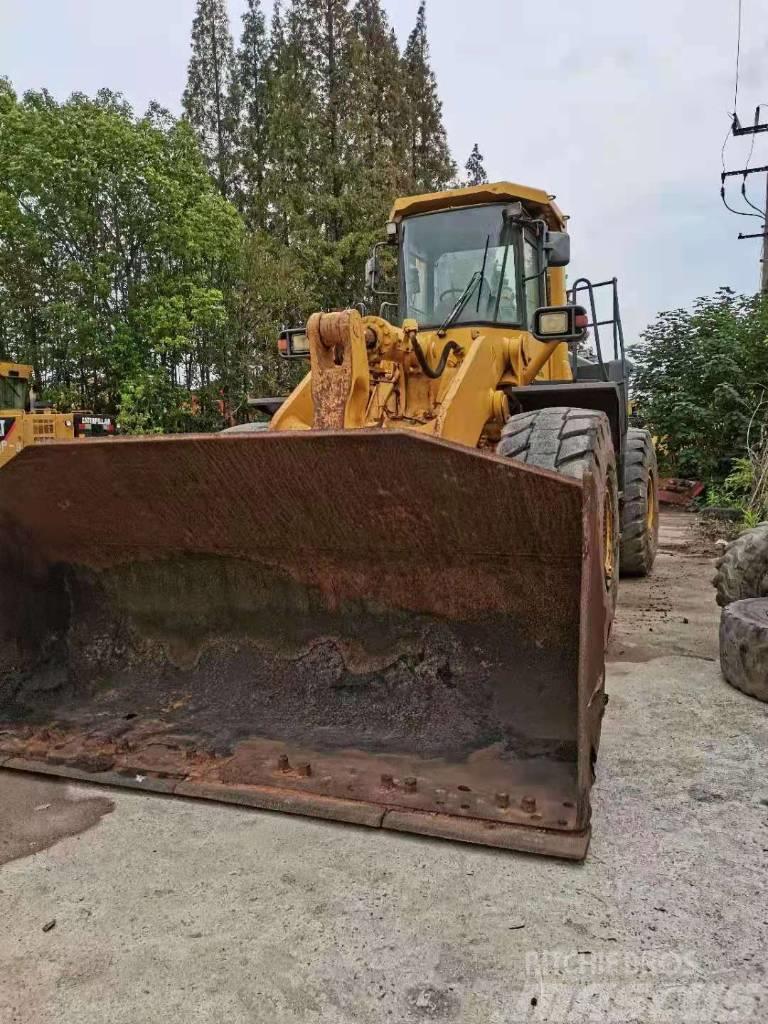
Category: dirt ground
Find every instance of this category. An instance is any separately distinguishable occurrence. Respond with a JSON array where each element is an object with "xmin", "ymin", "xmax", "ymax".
[{"xmin": 1, "ymin": 512, "xmax": 766, "ymax": 1023}]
